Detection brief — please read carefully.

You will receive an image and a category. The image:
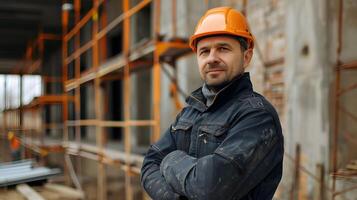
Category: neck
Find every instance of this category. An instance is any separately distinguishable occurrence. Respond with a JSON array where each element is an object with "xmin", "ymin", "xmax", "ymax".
[
  {"xmin": 205, "ymin": 81, "xmax": 229, "ymax": 93},
  {"xmin": 206, "ymin": 73, "xmax": 245, "ymax": 93}
]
